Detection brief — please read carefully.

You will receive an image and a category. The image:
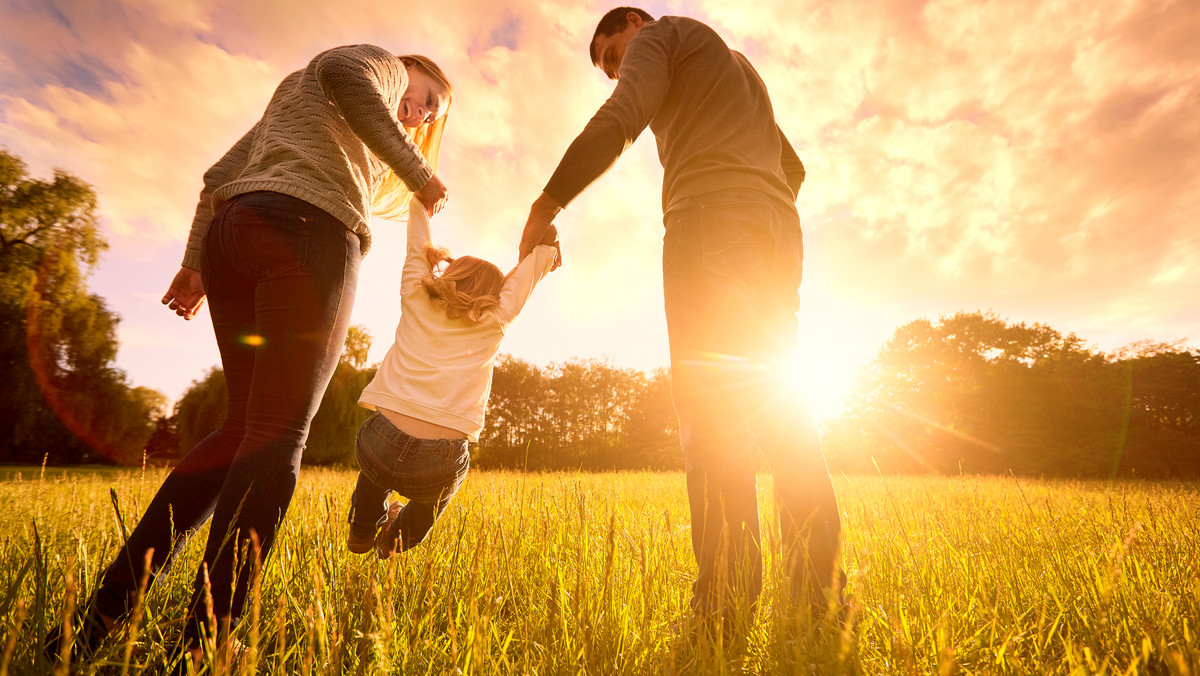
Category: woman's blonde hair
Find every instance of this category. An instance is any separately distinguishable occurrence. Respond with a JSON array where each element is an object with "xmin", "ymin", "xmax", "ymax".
[
  {"xmin": 371, "ymin": 54, "xmax": 453, "ymax": 220},
  {"xmin": 420, "ymin": 245, "xmax": 505, "ymax": 323}
]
